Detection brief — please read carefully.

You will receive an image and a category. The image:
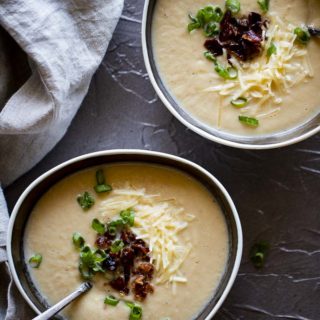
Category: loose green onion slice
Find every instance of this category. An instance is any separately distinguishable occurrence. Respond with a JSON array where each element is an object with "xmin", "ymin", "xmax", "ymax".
[
  {"xmin": 125, "ymin": 301, "xmax": 135, "ymax": 309},
  {"xmin": 239, "ymin": 116, "xmax": 259, "ymax": 127},
  {"xmin": 94, "ymin": 184, "xmax": 112, "ymax": 193},
  {"xmin": 231, "ymin": 97, "xmax": 248, "ymax": 108},
  {"xmin": 250, "ymin": 241, "xmax": 270, "ymax": 268},
  {"xmin": 110, "ymin": 240, "xmax": 125, "ymax": 254},
  {"xmin": 204, "ymin": 51, "xmax": 217, "ymax": 62},
  {"xmin": 204, "ymin": 21, "xmax": 220, "ymax": 37},
  {"xmin": 91, "ymin": 218, "xmax": 105, "ymax": 235},
  {"xmin": 214, "ymin": 61, "xmax": 238, "ymax": 80},
  {"xmin": 267, "ymin": 42, "xmax": 277, "ymax": 57},
  {"xmin": 77, "ymin": 191, "xmax": 95, "ymax": 210},
  {"xmin": 120, "ymin": 208, "xmax": 135, "ymax": 227},
  {"xmin": 94, "ymin": 169, "xmax": 112, "ymax": 194},
  {"xmin": 29, "ymin": 254, "xmax": 42, "ymax": 268},
  {"xmin": 104, "ymin": 295, "xmax": 120, "ymax": 306},
  {"xmin": 188, "ymin": 14, "xmax": 201, "ymax": 32},
  {"xmin": 227, "ymin": 67, "xmax": 238, "ymax": 79},
  {"xmin": 188, "ymin": 6, "xmax": 223, "ymax": 33},
  {"xmin": 294, "ymin": 27, "xmax": 311, "ymax": 45},
  {"xmin": 257, "ymin": 0, "xmax": 269, "ymax": 13},
  {"xmin": 226, "ymin": 0, "xmax": 240, "ymax": 14},
  {"xmin": 72, "ymin": 232, "xmax": 85, "ymax": 249},
  {"xmin": 130, "ymin": 305, "xmax": 143, "ymax": 320}
]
